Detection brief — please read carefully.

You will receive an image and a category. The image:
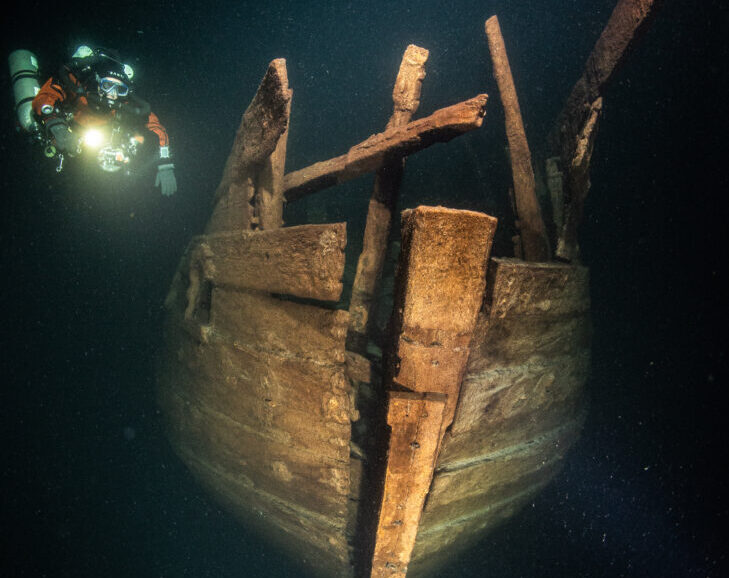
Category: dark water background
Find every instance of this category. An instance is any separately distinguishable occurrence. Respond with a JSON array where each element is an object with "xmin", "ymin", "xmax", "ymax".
[{"xmin": 1, "ymin": 1, "xmax": 726, "ymax": 576}]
